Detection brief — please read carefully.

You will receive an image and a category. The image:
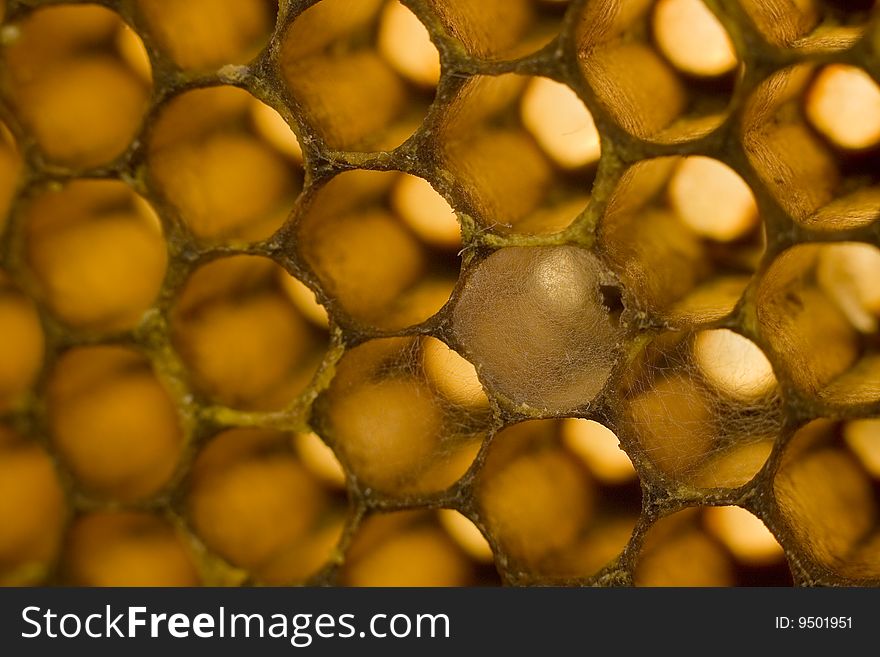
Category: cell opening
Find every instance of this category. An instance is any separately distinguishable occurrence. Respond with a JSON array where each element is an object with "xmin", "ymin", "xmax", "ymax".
[{"xmin": 0, "ymin": 273, "xmax": 44, "ymax": 412}]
